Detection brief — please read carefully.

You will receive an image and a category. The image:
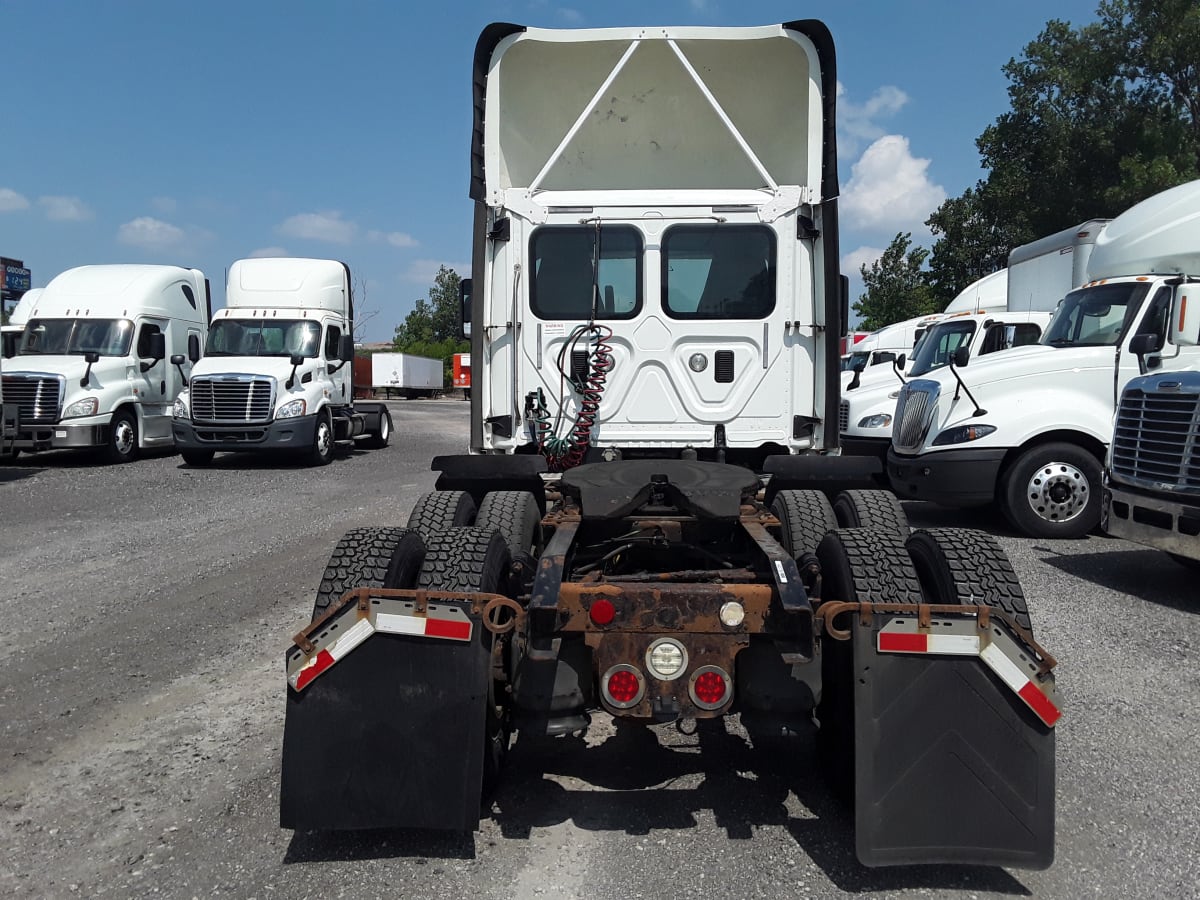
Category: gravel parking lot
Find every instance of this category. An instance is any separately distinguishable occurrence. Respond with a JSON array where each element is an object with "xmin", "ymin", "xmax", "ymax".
[{"xmin": 0, "ymin": 398, "xmax": 1196, "ymax": 899}]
